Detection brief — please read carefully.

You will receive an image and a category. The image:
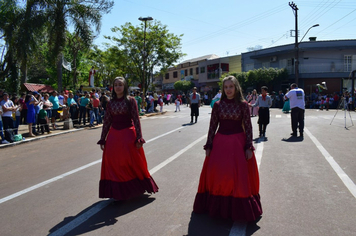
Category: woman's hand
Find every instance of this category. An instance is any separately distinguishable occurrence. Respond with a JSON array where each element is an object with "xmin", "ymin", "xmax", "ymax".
[
  {"xmin": 136, "ymin": 142, "xmax": 143, "ymax": 149},
  {"xmin": 100, "ymin": 144, "xmax": 105, "ymax": 151},
  {"xmin": 245, "ymin": 149, "xmax": 253, "ymax": 160},
  {"xmin": 205, "ymin": 148, "xmax": 211, "ymax": 157}
]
